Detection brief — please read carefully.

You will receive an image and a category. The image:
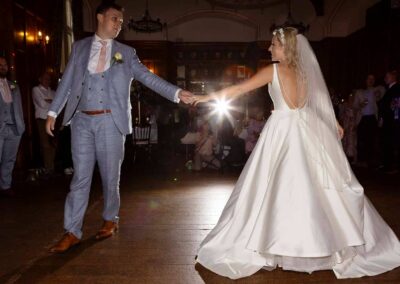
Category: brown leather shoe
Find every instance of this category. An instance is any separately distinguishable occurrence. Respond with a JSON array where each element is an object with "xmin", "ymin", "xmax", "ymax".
[
  {"xmin": 95, "ymin": 220, "xmax": 118, "ymax": 240},
  {"xmin": 49, "ymin": 232, "xmax": 80, "ymax": 253}
]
